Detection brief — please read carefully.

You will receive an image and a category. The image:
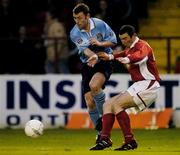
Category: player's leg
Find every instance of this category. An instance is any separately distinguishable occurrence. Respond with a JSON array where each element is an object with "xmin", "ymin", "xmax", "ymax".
[
  {"xmin": 90, "ymin": 61, "xmax": 112, "ymax": 140},
  {"xmin": 112, "ymin": 80, "xmax": 160, "ymax": 150},
  {"xmin": 90, "ymin": 60, "xmax": 112, "ymax": 119},
  {"xmin": 112, "ymin": 91, "xmax": 138, "ymax": 150},
  {"xmin": 90, "ymin": 90, "xmax": 138, "ymax": 150},
  {"xmin": 88, "ymin": 72, "xmax": 106, "ymax": 143},
  {"xmin": 90, "ymin": 91, "xmax": 133, "ymax": 150},
  {"xmin": 90, "ymin": 91, "xmax": 138, "ymax": 150},
  {"xmin": 90, "ymin": 98, "xmax": 115, "ymax": 150},
  {"xmin": 81, "ymin": 64, "xmax": 102, "ymax": 143},
  {"xmin": 114, "ymin": 80, "xmax": 160, "ymax": 150},
  {"xmin": 90, "ymin": 92, "xmax": 126, "ymax": 150},
  {"xmin": 98, "ymin": 93, "xmax": 124, "ymax": 140},
  {"xmin": 89, "ymin": 72, "xmax": 106, "ymax": 117},
  {"xmin": 84, "ymin": 92, "xmax": 101, "ymax": 133}
]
